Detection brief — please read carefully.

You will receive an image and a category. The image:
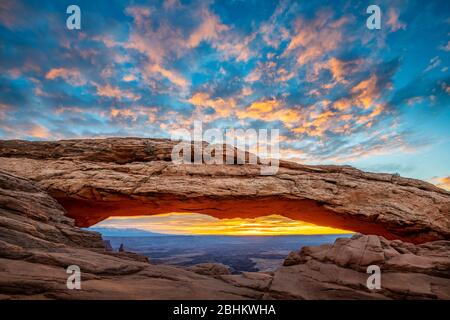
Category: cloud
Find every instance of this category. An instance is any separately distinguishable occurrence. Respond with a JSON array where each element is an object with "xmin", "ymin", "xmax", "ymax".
[
  {"xmin": 122, "ymin": 74, "xmax": 137, "ymax": 82},
  {"xmin": 0, "ymin": 103, "xmax": 10, "ymax": 120},
  {"xmin": 245, "ymin": 68, "xmax": 263, "ymax": 82},
  {"xmin": 28, "ymin": 124, "xmax": 51, "ymax": 139},
  {"xmin": 213, "ymin": 34, "xmax": 254, "ymax": 62},
  {"xmin": 236, "ymin": 99, "xmax": 301, "ymax": 128},
  {"xmin": 187, "ymin": 8, "xmax": 229, "ymax": 47},
  {"xmin": 188, "ymin": 92, "xmax": 236, "ymax": 118},
  {"xmin": 109, "ymin": 106, "xmax": 157, "ymax": 123},
  {"xmin": 292, "ymin": 108, "xmax": 335, "ymax": 137},
  {"xmin": 283, "ymin": 12, "xmax": 349, "ymax": 65},
  {"xmin": 431, "ymin": 176, "xmax": 450, "ymax": 191},
  {"xmin": 314, "ymin": 57, "xmax": 363, "ymax": 84},
  {"xmin": 424, "ymin": 56, "xmax": 441, "ymax": 72},
  {"xmin": 441, "ymin": 40, "xmax": 450, "ymax": 52},
  {"xmin": 147, "ymin": 64, "xmax": 189, "ymax": 89},
  {"xmin": 164, "ymin": 0, "xmax": 181, "ymax": 10},
  {"xmin": 386, "ymin": 8, "xmax": 406, "ymax": 32},
  {"xmin": 351, "ymin": 74, "xmax": 381, "ymax": 110},
  {"xmin": 95, "ymin": 83, "xmax": 141, "ymax": 101},
  {"xmin": 45, "ymin": 68, "xmax": 87, "ymax": 86},
  {"xmin": 125, "ymin": 6, "xmax": 152, "ymax": 28},
  {"xmin": 0, "ymin": 0, "xmax": 448, "ymax": 187},
  {"xmin": 0, "ymin": 0, "xmax": 29, "ymax": 29}
]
